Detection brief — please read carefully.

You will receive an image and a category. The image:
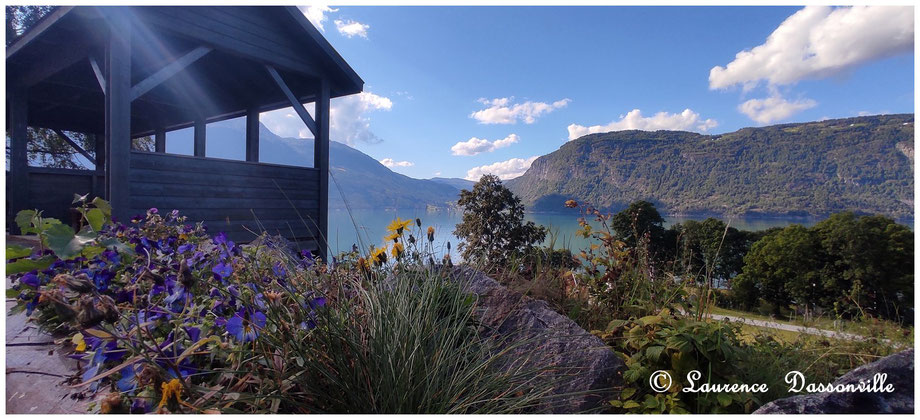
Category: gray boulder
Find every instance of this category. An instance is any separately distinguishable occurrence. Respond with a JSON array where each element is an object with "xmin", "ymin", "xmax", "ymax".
[
  {"xmin": 451, "ymin": 267, "xmax": 623, "ymax": 413},
  {"xmin": 754, "ymin": 349, "xmax": 914, "ymax": 414}
]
